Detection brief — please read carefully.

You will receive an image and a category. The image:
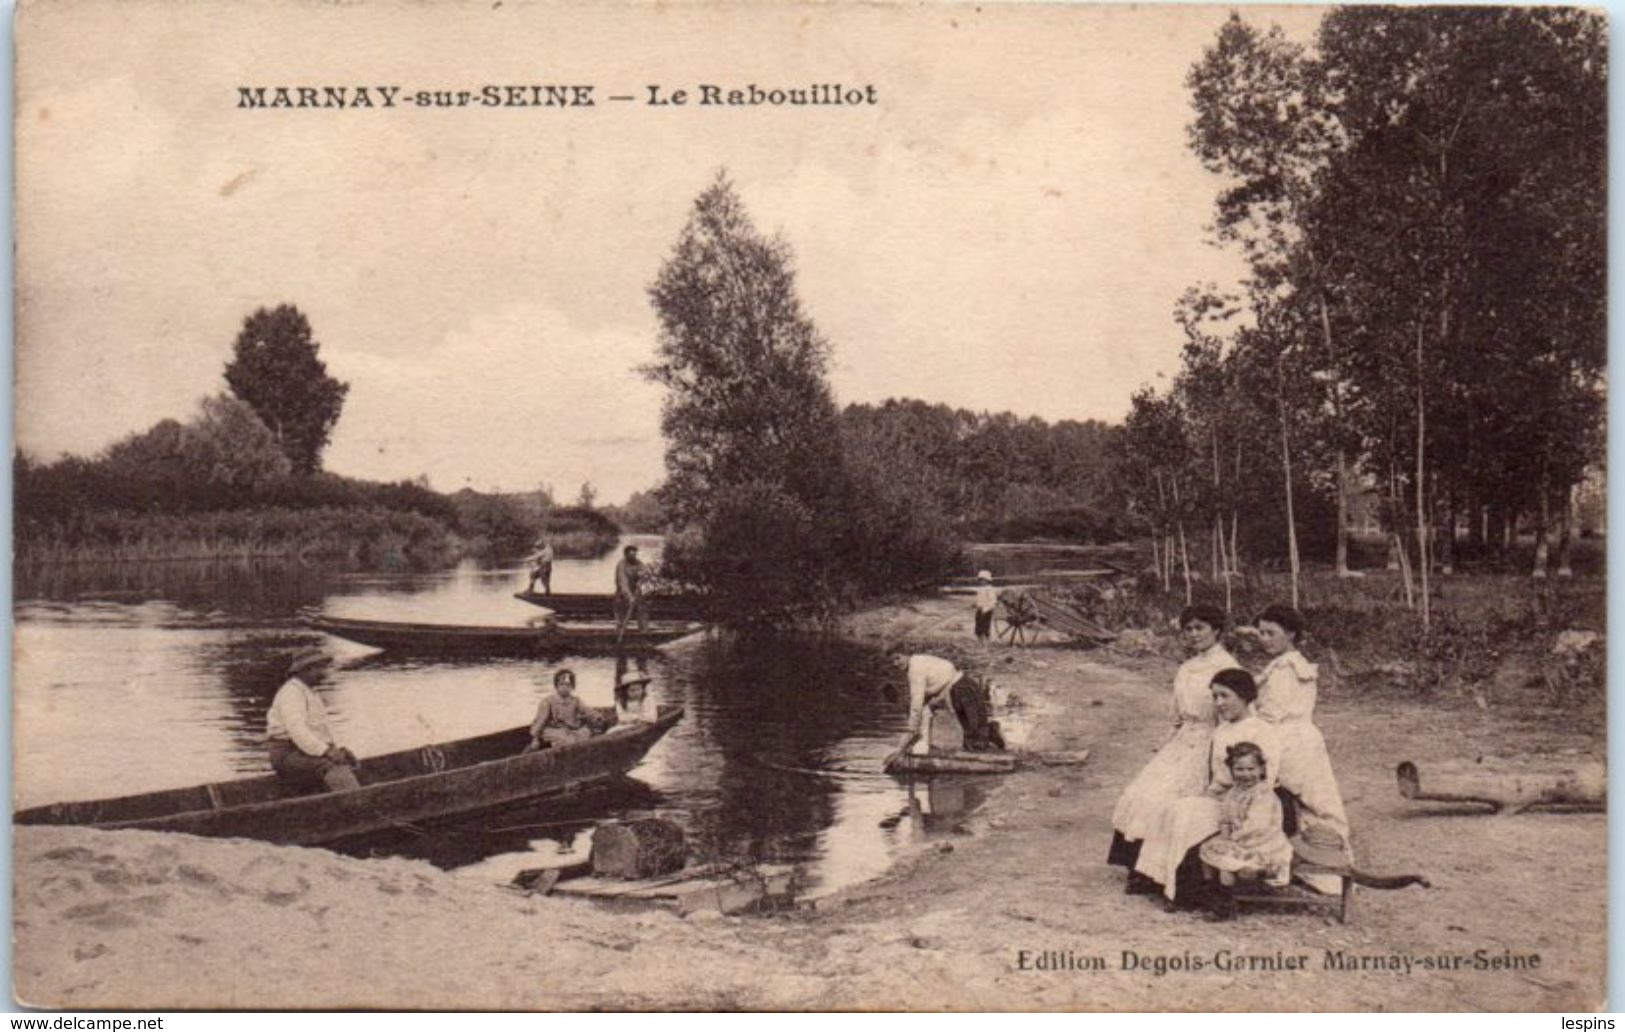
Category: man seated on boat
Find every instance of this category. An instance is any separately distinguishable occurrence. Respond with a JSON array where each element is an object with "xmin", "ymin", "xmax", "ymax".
[
  {"xmin": 524, "ymin": 669, "xmax": 611, "ymax": 751},
  {"xmin": 266, "ymin": 649, "xmax": 362, "ymax": 793}
]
